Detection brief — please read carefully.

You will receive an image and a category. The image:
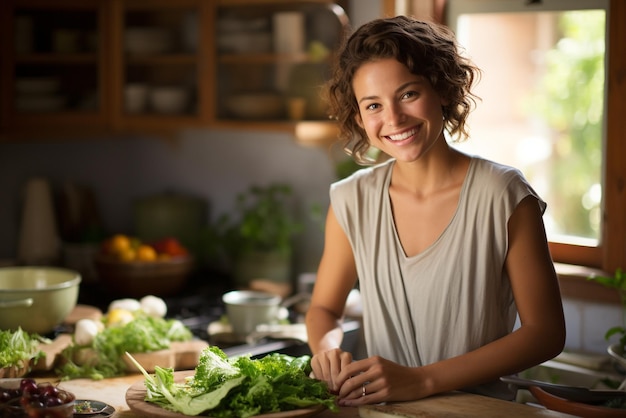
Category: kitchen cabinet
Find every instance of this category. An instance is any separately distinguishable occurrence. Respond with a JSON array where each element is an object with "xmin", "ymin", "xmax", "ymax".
[
  {"xmin": 0, "ymin": 0, "xmax": 349, "ymax": 139},
  {"xmin": 110, "ymin": 0, "xmax": 211, "ymax": 133},
  {"xmin": 0, "ymin": 0, "xmax": 110, "ymax": 136},
  {"xmin": 212, "ymin": 0, "xmax": 349, "ymax": 132}
]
